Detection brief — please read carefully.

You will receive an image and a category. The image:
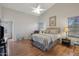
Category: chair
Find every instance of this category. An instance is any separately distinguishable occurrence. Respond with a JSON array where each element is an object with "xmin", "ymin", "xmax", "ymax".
[
  {"xmin": 0, "ymin": 26, "xmax": 7, "ymax": 56},
  {"xmin": 0, "ymin": 39, "xmax": 7, "ymax": 56}
]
